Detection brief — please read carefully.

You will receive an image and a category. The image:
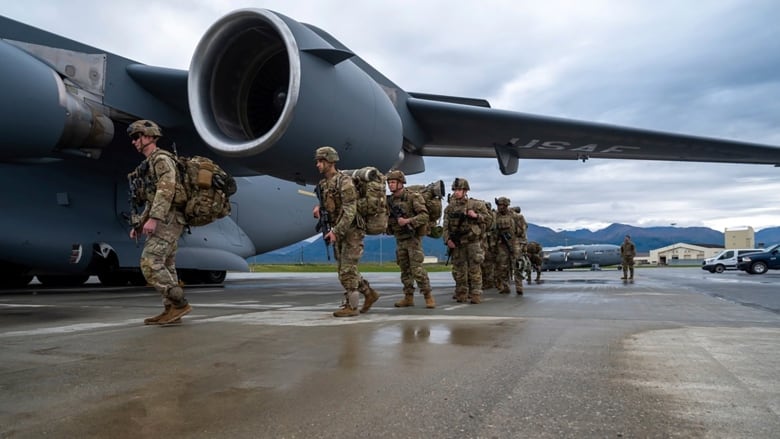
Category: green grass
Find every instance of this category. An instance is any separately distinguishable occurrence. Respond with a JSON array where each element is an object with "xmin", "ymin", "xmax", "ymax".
[{"xmin": 249, "ymin": 263, "xmax": 453, "ymax": 273}]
